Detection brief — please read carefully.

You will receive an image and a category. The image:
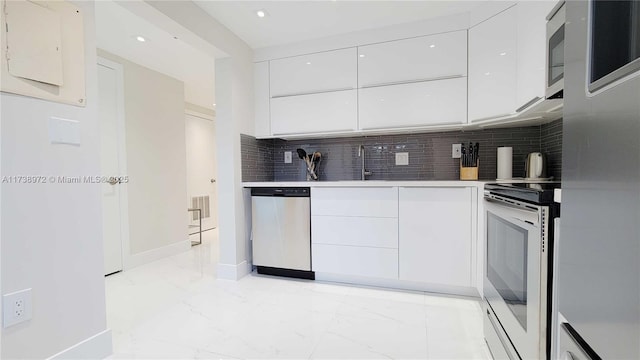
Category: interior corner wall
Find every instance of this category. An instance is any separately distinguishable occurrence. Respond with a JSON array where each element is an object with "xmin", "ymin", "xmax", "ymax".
[
  {"xmin": 141, "ymin": 0, "xmax": 255, "ymax": 280},
  {"xmin": 0, "ymin": 1, "xmax": 110, "ymax": 358},
  {"xmin": 97, "ymin": 49, "xmax": 189, "ymax": 257},
  {"xmin": 215, "ymin": 57, "xmax": 254, "ymax": 279}
]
